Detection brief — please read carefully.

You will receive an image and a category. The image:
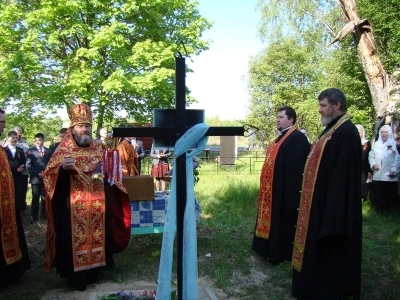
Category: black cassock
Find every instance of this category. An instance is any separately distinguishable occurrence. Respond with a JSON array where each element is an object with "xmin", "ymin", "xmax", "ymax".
[
  {"xmin": 292, "ymin": 116, "xmax": 362, "ymax": 299},
  {"xmin": 252, "ymin": 129, "xmax": 310, "ymax": 264}
]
